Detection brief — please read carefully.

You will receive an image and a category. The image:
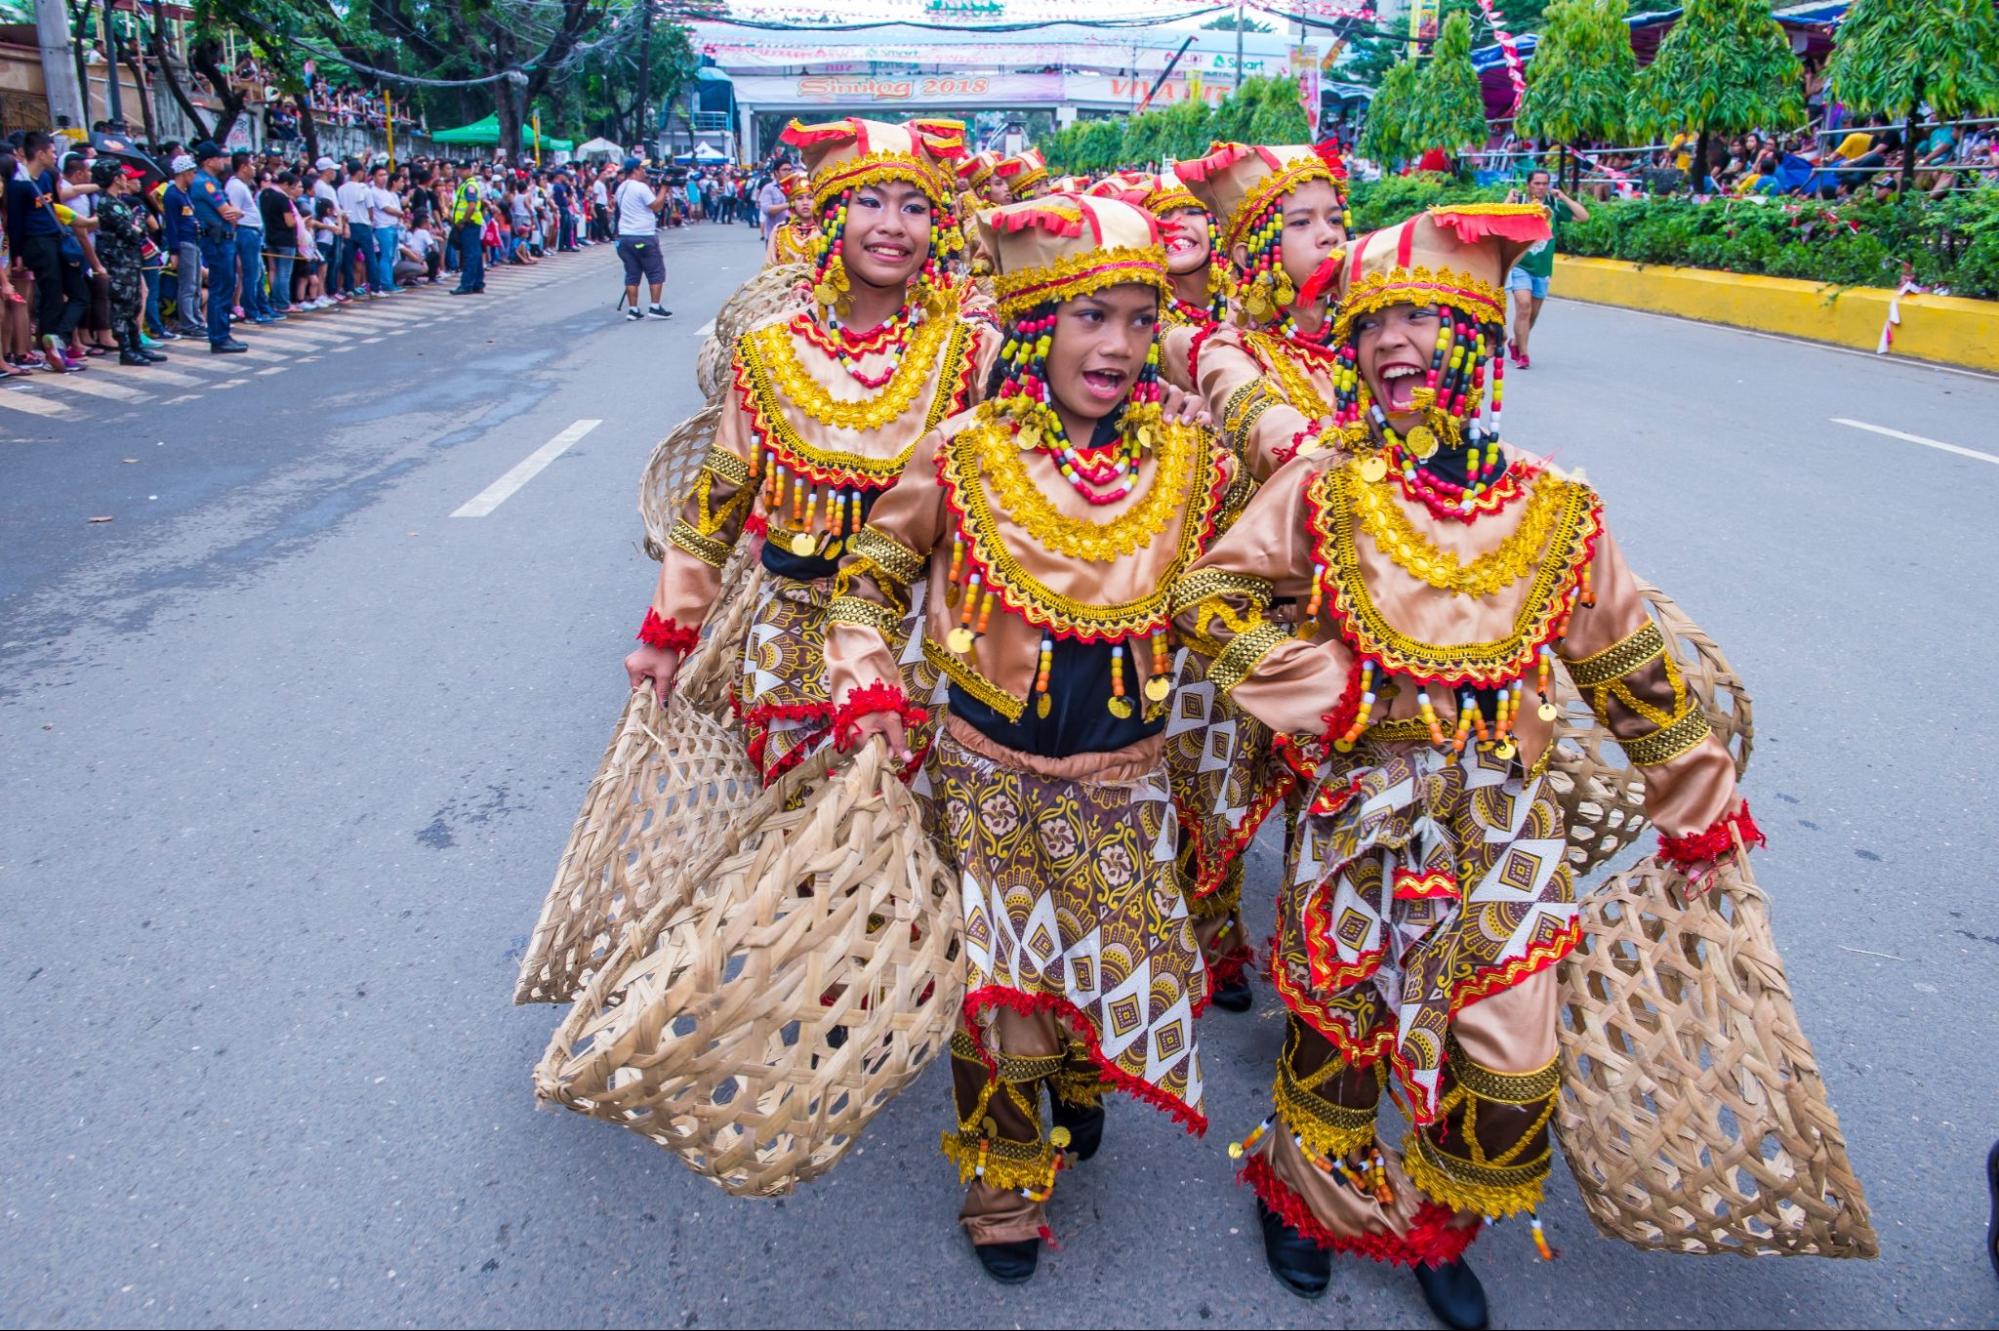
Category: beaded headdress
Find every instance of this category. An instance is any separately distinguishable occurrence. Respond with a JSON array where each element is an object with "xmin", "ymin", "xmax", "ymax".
[
  {"xmin": 956, "ymin": 149, "xmax": 1002, "ymax": 192},
  {"xmin": 1327, "ymin": 204, "xmax": 1550, "ymax": 466},
  {"xmin": 1178, "ymin": 141, "xmax": 1350, "ymax": 324},
  {"xmin": 1142, "ymin": 167, "xmax": 1203, "ymax": 218},
  {"xmin": 778, "ymin": 116, "xmax": 968, "ymax": 319},
  {"xmin": 1139, "ymin": 167, "xmax": 1230, "ymax": 320},
  {"xmin": 994, "ymin": 147, "xmax": 1050, "ymax": 198},
  {"xmin": 978, "ymin": 194, "xmax": 1170, "ymax": 456}
]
